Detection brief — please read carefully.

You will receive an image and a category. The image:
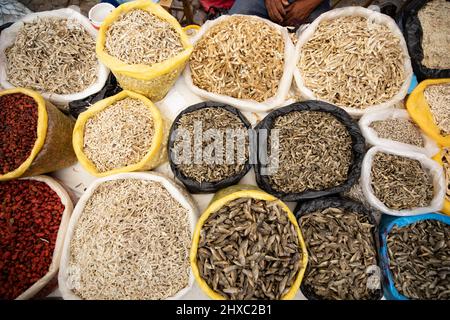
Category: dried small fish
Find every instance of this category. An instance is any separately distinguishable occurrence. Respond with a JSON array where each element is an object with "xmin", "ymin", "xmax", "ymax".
[
  {"xmin": 424, "ymin": 83, "xmax": 450, "ymax": 136},
  {"xmin": 370, "ymin": 118, "xmax": 424, "ymax": 147},
  {"xmin": 441, "ymin": 148, "xmax": 450, "ymax": 202}
]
